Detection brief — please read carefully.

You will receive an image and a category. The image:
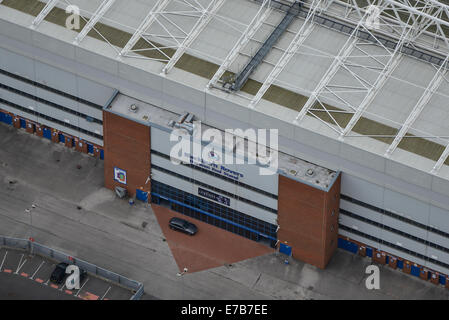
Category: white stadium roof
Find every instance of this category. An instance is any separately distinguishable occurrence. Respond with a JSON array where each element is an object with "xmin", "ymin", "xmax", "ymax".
[{"xmin": 2, "ymin": 0, "xmax": 449, "ymax": 179}]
